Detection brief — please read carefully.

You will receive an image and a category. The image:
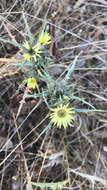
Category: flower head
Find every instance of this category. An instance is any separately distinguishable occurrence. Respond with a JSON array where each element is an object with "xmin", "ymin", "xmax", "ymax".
[
  {"xmin": 50, "ymin": 104, "xmax": 75, "ymax": 129},
  {"xmin": 23, "ymin": 41, "xmax": 31, "ymax": 50},
  {"xmin": 27, "ymin": 77, "xmax": 38, "ymax": 89},
  {"xmin": 38, "ymin": 31, "xmax": 51, "ymax": 45},
  {"xmin": 33, "ymin": 44, "xmax": 42, "ymax": 61},
  {"xmin": 23, "ymin": 41, "xmax": 42, "ymax": 62}
]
